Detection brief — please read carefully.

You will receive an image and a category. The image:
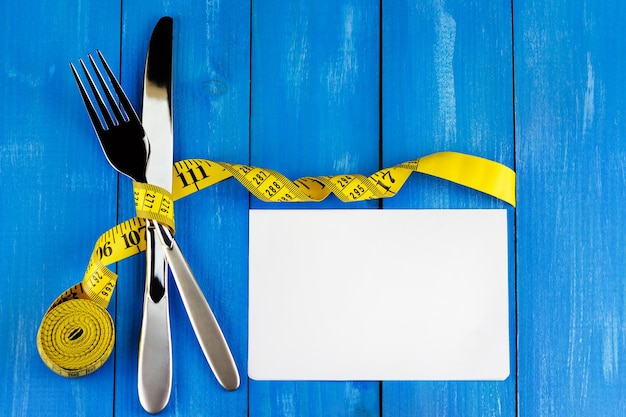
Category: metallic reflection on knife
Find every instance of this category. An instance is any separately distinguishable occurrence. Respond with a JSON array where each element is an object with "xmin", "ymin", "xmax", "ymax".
[
  {"xmin": 137, "ymin": 16, "xmax": 174, "ymax": 414},
  {"xmin": 138, "ymin": 16, "xmax": 240, "ymax": 414}
]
